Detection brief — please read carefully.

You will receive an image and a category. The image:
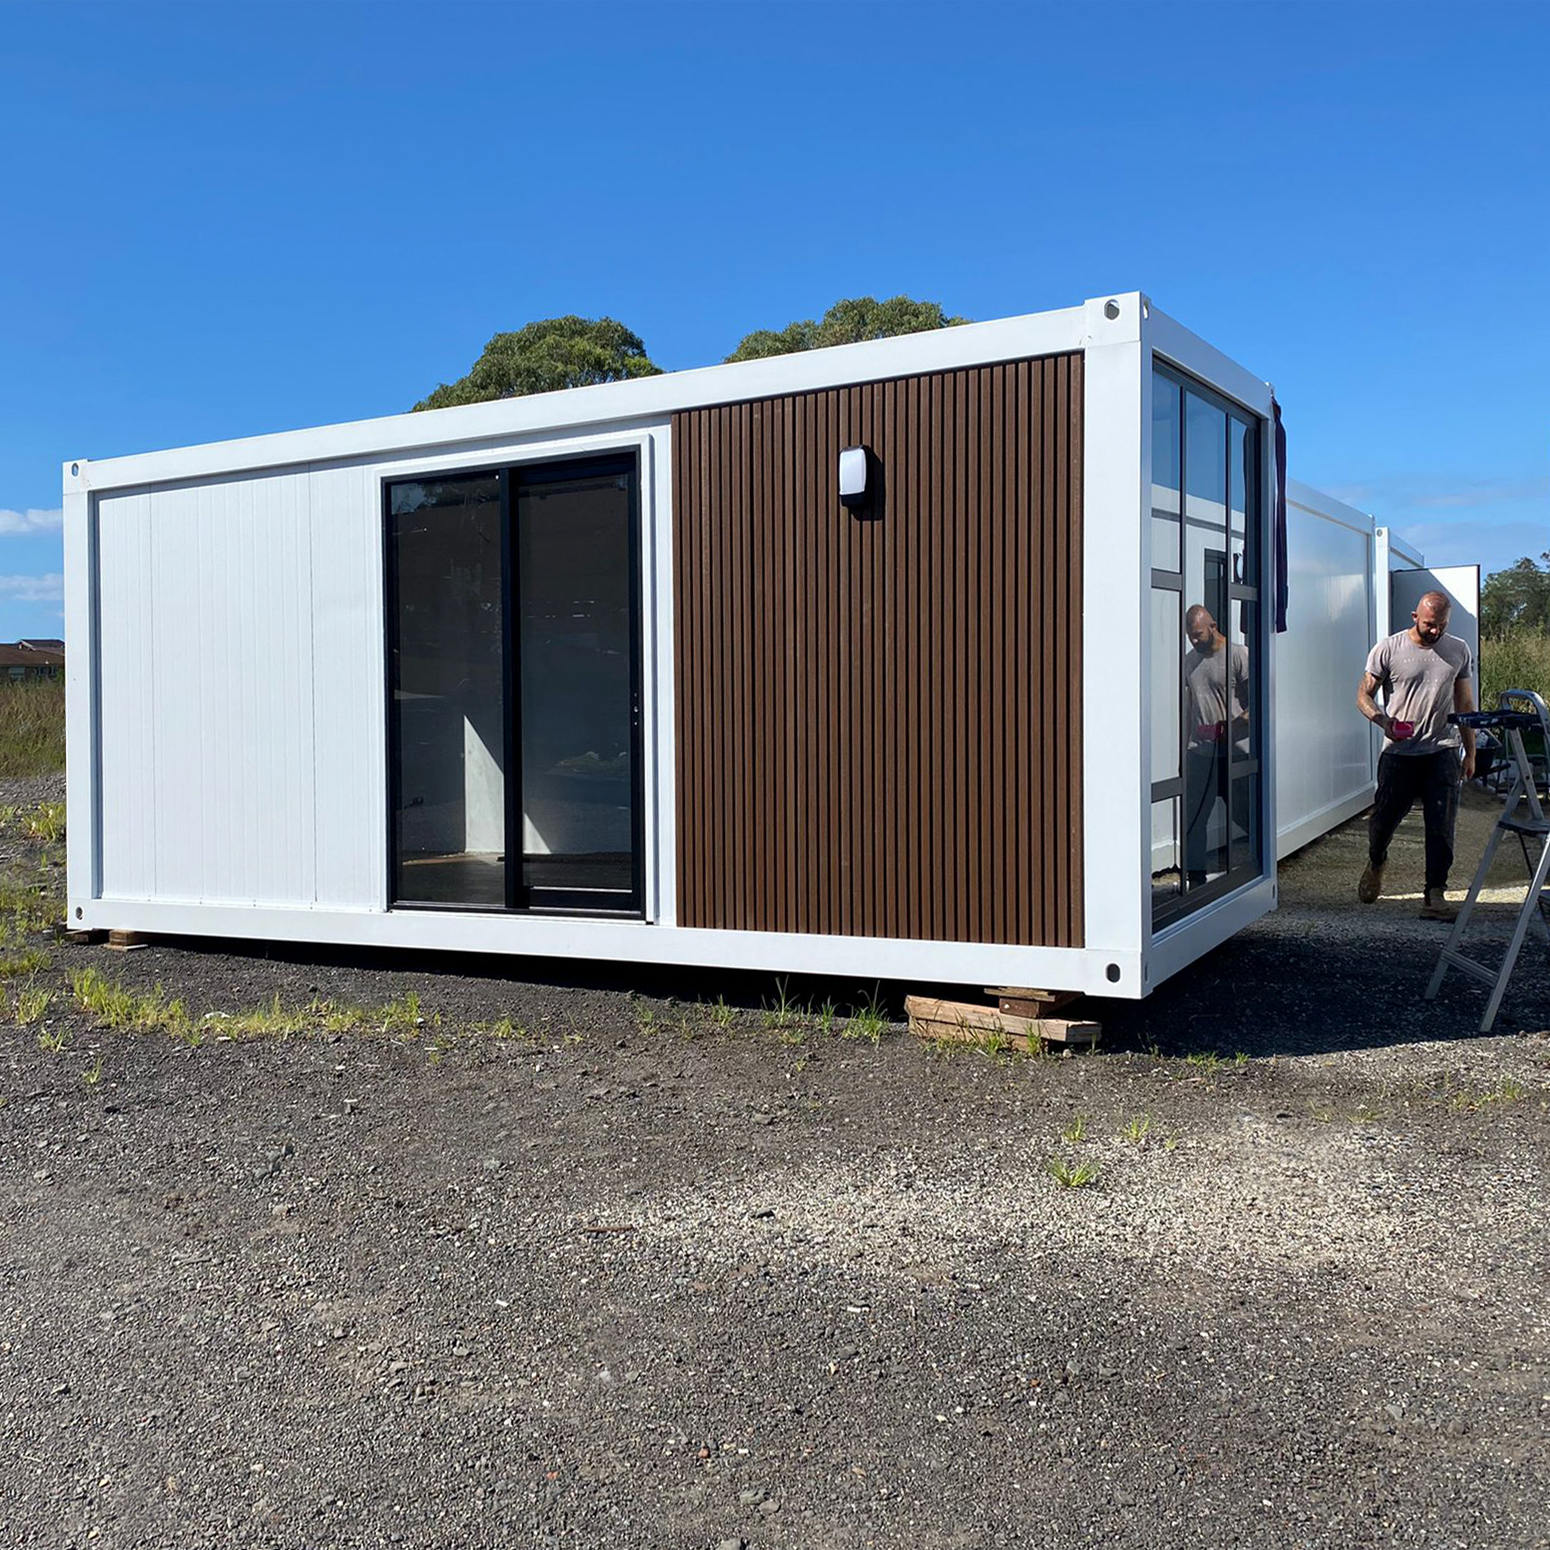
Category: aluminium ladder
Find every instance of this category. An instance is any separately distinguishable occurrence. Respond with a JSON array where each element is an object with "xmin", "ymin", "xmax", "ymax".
[{"xmin": 1425, "ymin": 691, "xmax": 1550, "ymax": 1032}]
